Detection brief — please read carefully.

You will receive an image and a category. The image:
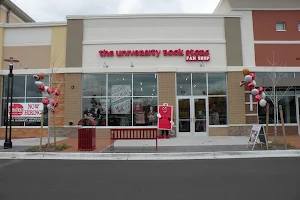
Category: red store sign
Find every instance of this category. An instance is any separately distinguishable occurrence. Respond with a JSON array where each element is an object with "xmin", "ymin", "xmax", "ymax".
[{"xmin": 98, "ymin": 49, "xmax": 210, "ymax": 62}]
